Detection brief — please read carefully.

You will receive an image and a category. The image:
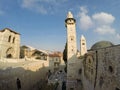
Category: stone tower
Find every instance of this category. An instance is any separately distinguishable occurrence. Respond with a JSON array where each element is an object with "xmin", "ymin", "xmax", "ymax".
[
  {"xmin": 80, "ymin": 35, "xmax": 87, "ymax": 56},
  {"xmin": 65, "ymin": 11, "xmax": 78, "ymax": 90},
  {"xmin": 65, "ymin": 11, "xmax": 77, "ymax": 60}
]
